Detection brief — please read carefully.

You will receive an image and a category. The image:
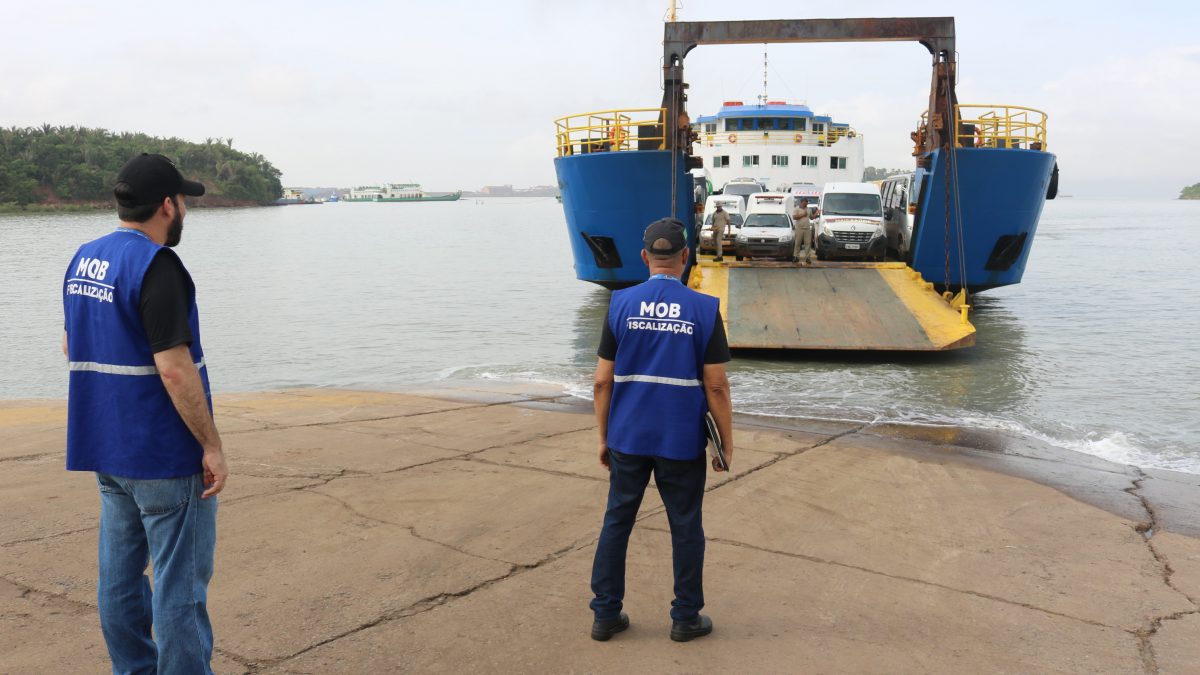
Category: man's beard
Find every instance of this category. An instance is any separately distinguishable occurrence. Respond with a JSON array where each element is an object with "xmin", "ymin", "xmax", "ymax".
[{"xmin": 165, "ymin": 207, "xmax": 183, "ymax": 247}]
